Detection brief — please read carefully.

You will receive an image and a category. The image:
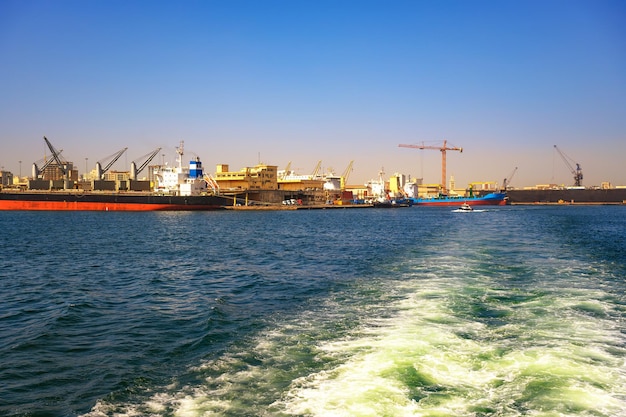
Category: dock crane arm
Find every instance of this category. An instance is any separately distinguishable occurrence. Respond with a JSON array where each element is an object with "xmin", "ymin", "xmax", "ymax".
[
  {"xmin": 43, "ymin": 136, "xmax": 67, "ymax": 174},
  {"xmin": 502, "ymin": 167, "xmax": 518, "ymax": 191},
  {"xmin": 36, "ymin": 148, "xmax": 64, "ymax": 173},
  {"xmin": 341, "ymin": 160, "xmax": 354, "ymax": 189},
  {"xmin": 280, "ymin": 161, "xmax": 292, "ymax": 180},
  {"xmin": 342, "ymin": 160, "xmax": 354, "ymax": 182},
  {"xmin": 98, "ymin": 147, "xmax": 128, "ymax": 177},
  {"xmin": 311, "ymin": 160, "xmax": 322, "ymax": 179},
  {"xmin": 553, "ymin": 145, "xmax": 583, "ymax": 186},
  {"xmin": 134, "ymin": 147, "xmax": 162, "ymax": 176}
]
